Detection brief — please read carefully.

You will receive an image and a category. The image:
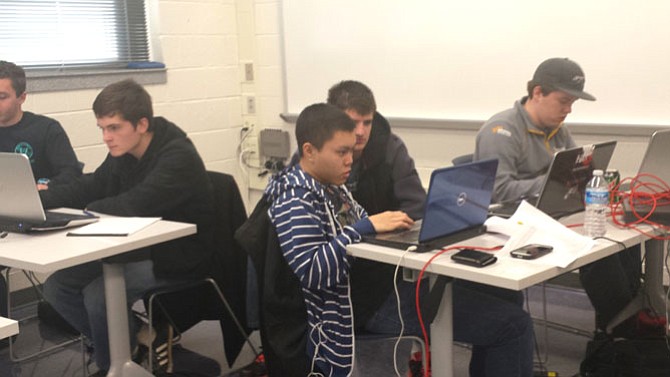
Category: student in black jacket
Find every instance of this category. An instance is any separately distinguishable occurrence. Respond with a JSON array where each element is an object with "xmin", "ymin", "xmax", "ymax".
[
  {"xmin": 39, "ymin": 79, "xmax": 216, "ymax": 374},
  {"xmin": 326, "ymin": 81, "xmax": 427, "ymax": 338}
]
